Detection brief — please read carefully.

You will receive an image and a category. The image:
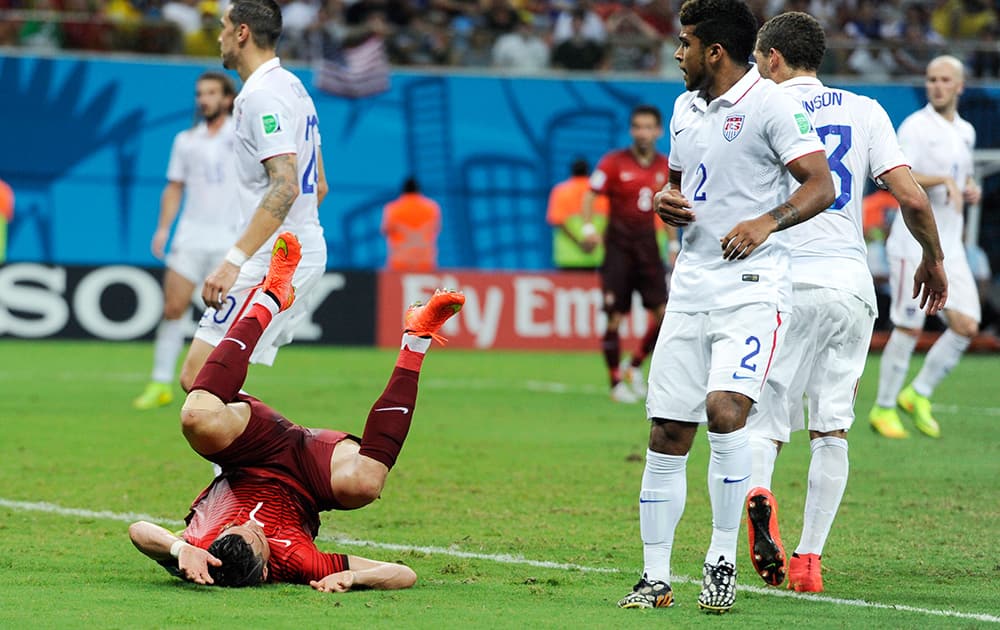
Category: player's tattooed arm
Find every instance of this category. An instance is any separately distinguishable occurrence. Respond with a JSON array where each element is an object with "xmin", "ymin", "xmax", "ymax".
[
  {"xmin": 767, "ymin": 202, "xmax": 801, "ymax": 230},
  {"xmin": 261, "ymin": 154, "xmax": 300, "ymax": 222}
]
